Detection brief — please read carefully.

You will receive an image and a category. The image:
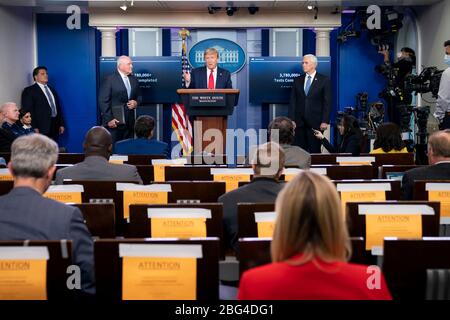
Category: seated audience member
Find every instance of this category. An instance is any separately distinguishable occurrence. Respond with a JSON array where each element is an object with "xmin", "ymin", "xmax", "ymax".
[
  {"xmin": 0, "ymin": 103, "xmax": 17, "ymax": 152},
  {"xmin": 370, "ymin": 122, "xmax": 407, "ymax": 154},
  {"xmin": 238, "ymin": 171, "xmax": 392, "ymax": 300},
  {"xmin": 401, "ymin": 129, "xmax": 450, "ymax": 200},
  {"xmin": 313, "ymin": 115, "xmax": 363, "ymax": 156},
  {"xmin": 114, "ymin": 115, "xmax": 169, "ymax": 158},
  {"xmin": 219, "ymin": 142, "xmax": 286, "ymax": 252},
  {"xmin": 55, "ymin": 126, "xmax": 143, "ymax": 184},
  {"xmin": 269, "ymin": 116, "xmax": 310, "ymax": 168},
  {"xmin": 1, "ymin": 102, "xmax": 26, "ymax": 137},
  {"xmin": 18, "ymin": 109, "xmax": 34, "ymax": 135},
  {"xmin": 0, "ymin": 134, "xmax": 95, "ymax": 294}
]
